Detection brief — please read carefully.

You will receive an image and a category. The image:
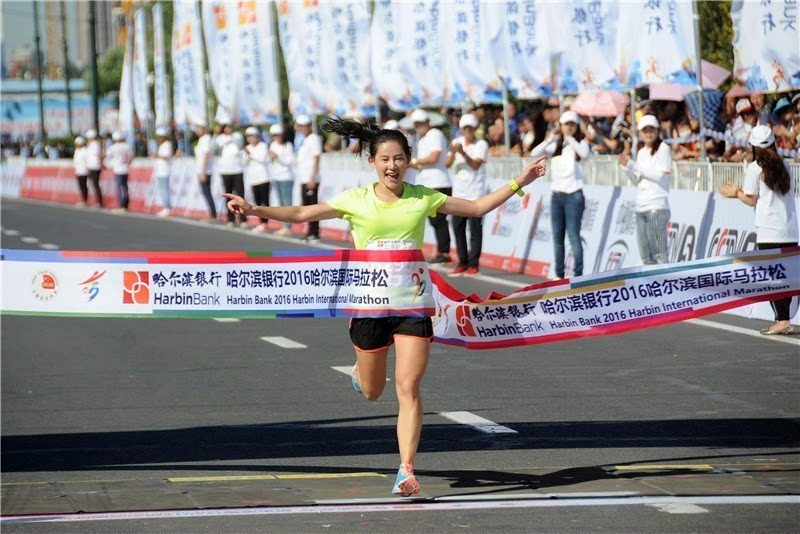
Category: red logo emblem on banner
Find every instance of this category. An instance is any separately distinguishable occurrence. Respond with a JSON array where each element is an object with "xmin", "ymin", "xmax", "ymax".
[
  {"xmin": 454, "ymin": 305, "xmax": 476, "ymax": 337},
  {"xmin": 123, "ymin": 271, "xmax": 150, "ymax": 304}
]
